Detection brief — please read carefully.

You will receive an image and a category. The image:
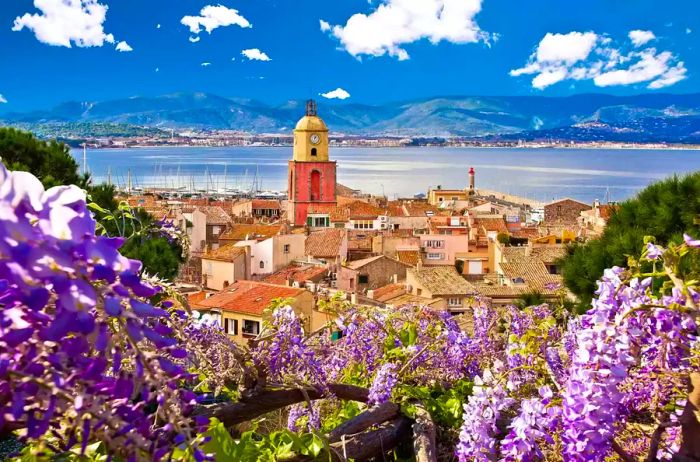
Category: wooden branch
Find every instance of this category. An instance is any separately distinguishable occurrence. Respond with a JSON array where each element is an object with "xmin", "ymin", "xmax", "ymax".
[
  {"xmin": 194, "ymin": 384, "xmax": 369, "ymax": 427},
  {"xmin": 330, "ymin": 416, "xmax": 412, "ymax": 461},
  {"xmin": 611, "ymin": 440, "xmax": 636, "ymax": 462},
  {"xmin": 676, "ymin": 372, "xmax": 700, "ymax": 461},
  {"xmin": 411, "ymin": 401, "xmax": 437, "ymax": 462},
  {"xmin": 647, "ymin": 421, "xmax": 680, "ymax": 462},
  {"xmin": 328, "ymin": 402, "xmax": 399, "ymax": 443}
]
